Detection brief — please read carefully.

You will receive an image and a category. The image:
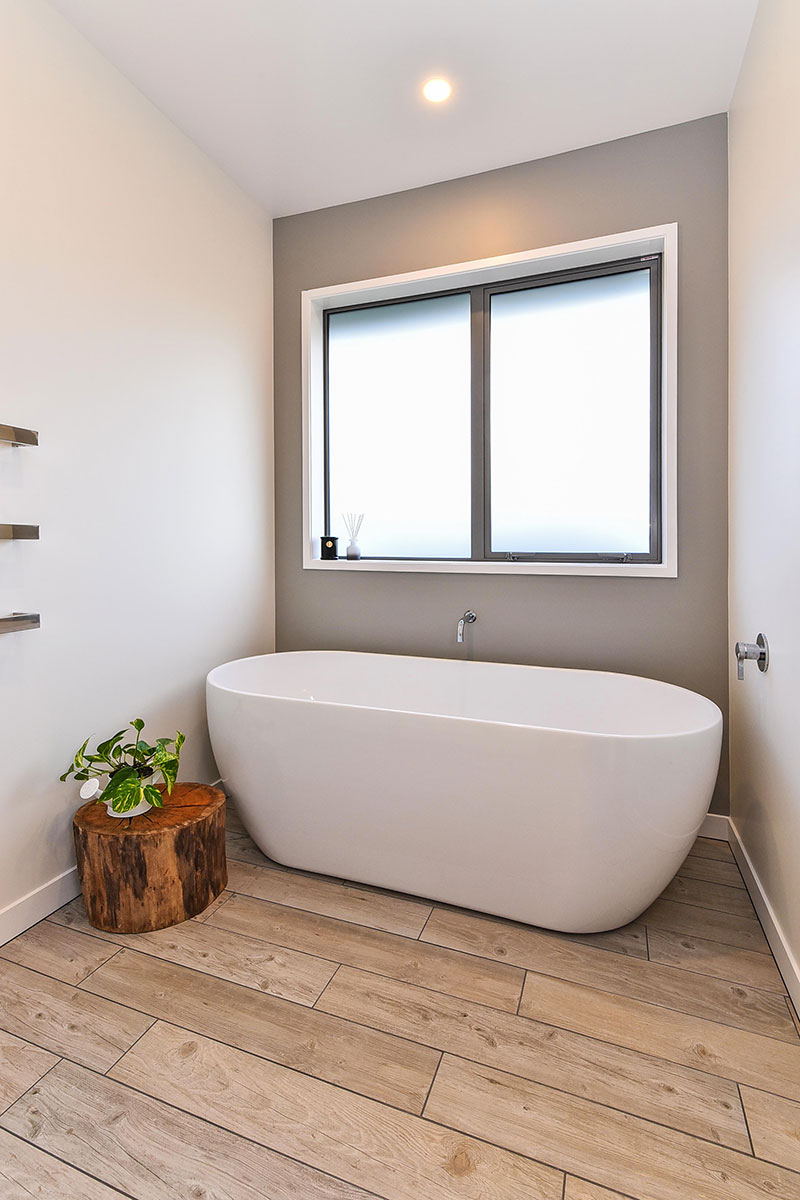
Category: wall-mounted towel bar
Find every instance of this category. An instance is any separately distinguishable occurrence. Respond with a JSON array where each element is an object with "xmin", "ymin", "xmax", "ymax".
[
  {"xmin": 0, "ymin": 424, "xmax": 38, "ymax": 447},
  {"xmin": 0, "ymin": 524, "xmax": 39, "ymax": 540},
  {"xmin": 2, "ymin": 427, "xmax": 40, "ymax": 631},
  {"xmin": 0, "ymin": 613, "xmax": 40, "ymax": 634}
]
